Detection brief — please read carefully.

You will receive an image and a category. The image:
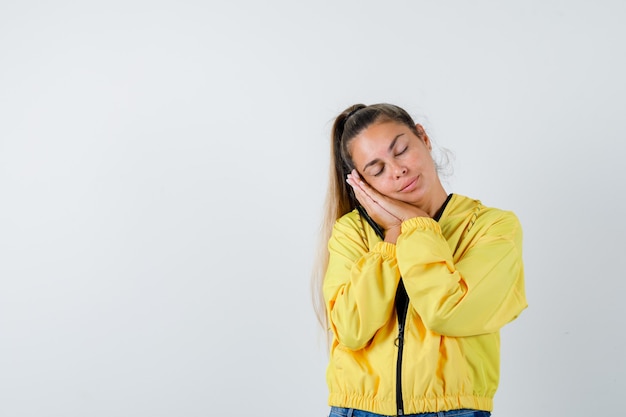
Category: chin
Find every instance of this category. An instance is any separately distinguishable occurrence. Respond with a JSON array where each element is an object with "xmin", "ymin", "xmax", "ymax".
[{"xmin": 397, "ymin": 196, "xmax": 420, "ymax": 206}]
